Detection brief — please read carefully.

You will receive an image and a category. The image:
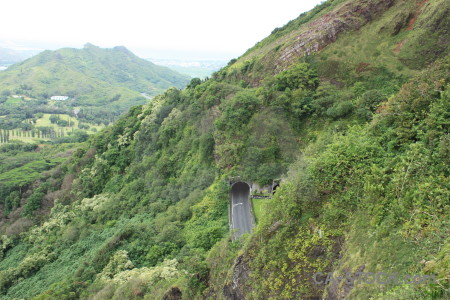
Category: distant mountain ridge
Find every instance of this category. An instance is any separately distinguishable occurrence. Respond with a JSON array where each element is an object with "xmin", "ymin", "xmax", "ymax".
[
  {"xmin": 0, "ymin": 48, "xmax": 30, "ymax": 65},
  {"xmin": 0, "ymin": 44, "xmax": 190, "ymax": 110}
]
